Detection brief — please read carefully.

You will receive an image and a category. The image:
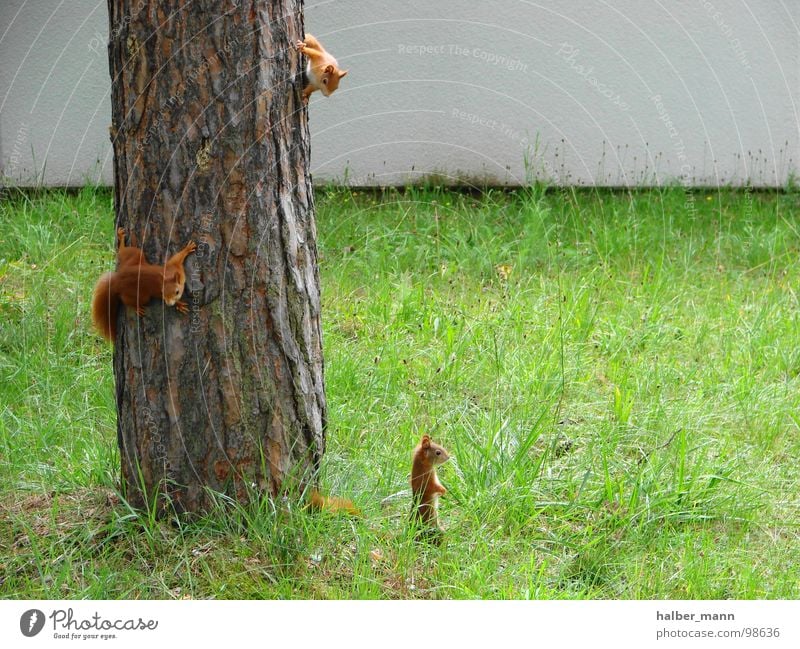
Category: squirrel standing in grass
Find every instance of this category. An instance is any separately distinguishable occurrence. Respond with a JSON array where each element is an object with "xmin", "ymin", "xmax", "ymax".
[
  {"xmin": 91, "ymin": 228, "xmax": 196, "ymax": 341},
  {"xmin": 295, "ymin": 34, "xmax": 348, "ymax": 101},
  {"xmin": 410, "ymin": 435, "xmax": 451, "ymax": 531}
]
